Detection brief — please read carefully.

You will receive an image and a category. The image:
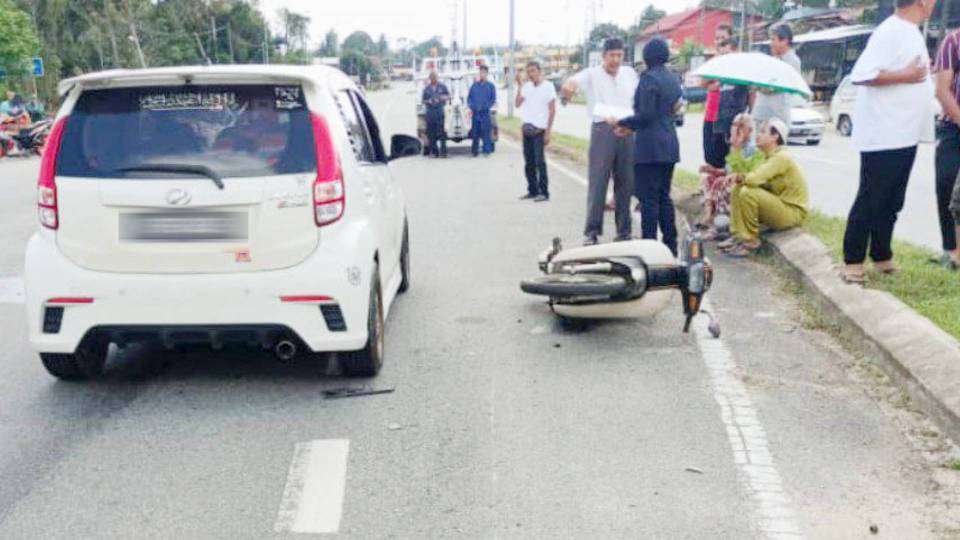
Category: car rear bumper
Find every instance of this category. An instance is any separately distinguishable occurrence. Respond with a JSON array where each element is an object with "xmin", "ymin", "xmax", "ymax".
[
  {"xmin": 24, "ymin": 232, "xmax": 374, "ymax": 354},
  {"xmin": 788, "ymin": 126, "xmax": 824, "ymax": 142}
]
